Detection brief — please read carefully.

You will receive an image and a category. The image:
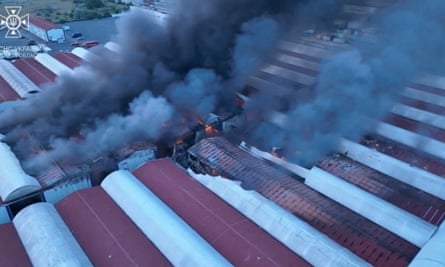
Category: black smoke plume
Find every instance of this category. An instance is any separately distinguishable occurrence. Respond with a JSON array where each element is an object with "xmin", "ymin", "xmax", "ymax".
[
  {"xmin": 246, "ymin": 0, "xmax": 445, "ymax": 166},
  {"xmin": 0, "ymin": 0, "xmax": 342, "ymax": 169}
]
